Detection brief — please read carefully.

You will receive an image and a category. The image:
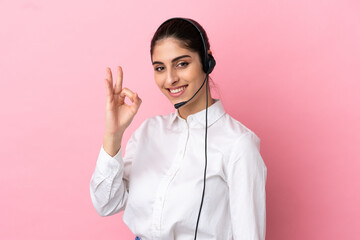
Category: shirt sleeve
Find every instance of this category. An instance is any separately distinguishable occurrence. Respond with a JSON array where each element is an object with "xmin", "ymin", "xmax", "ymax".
[
  {"xmin": 227, "ymin": 133, "xmax": 267, "ymax": 240},
  {"xmin": 89, "ymin": 133, "xmax": 137, "ymax": 217}
]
